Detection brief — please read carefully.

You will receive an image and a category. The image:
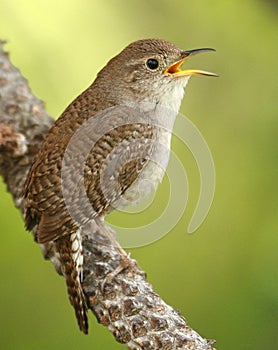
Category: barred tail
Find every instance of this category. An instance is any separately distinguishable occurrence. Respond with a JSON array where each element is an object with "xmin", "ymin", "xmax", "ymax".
[{"xmin": 55, "ymin": 231, "xmax": 88, "ymax": 334}]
